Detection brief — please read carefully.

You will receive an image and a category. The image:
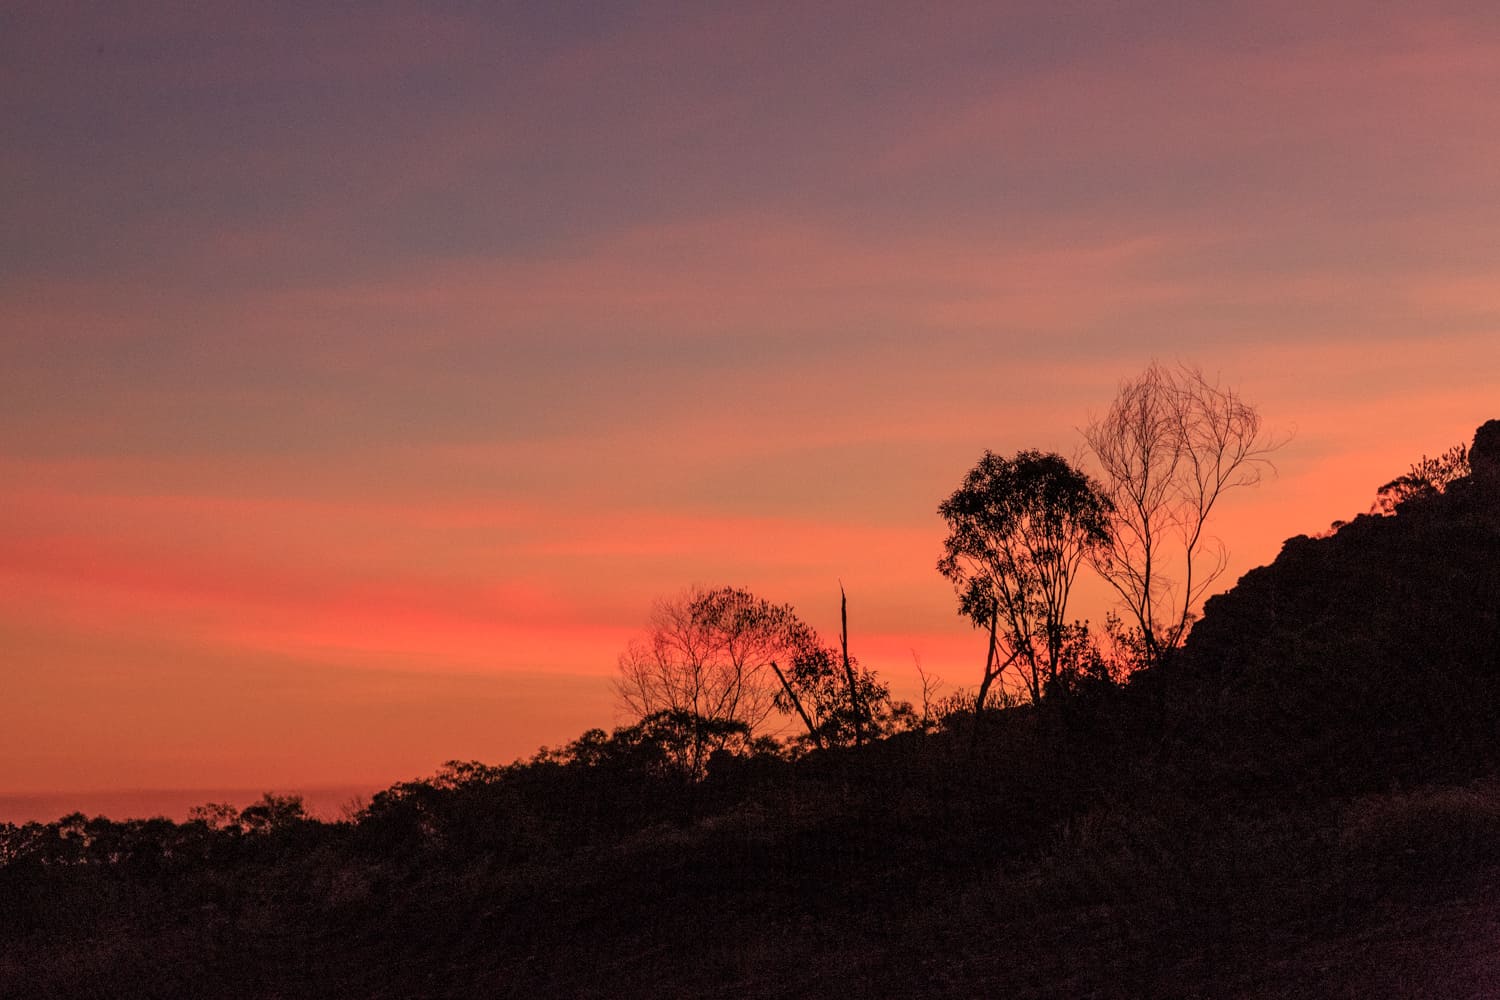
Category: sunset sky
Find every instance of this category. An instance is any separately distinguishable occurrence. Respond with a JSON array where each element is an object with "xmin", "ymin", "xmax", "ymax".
[{"xmin": 4, "ymin": 2, "xmax": 1498, "ymax": 818}]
